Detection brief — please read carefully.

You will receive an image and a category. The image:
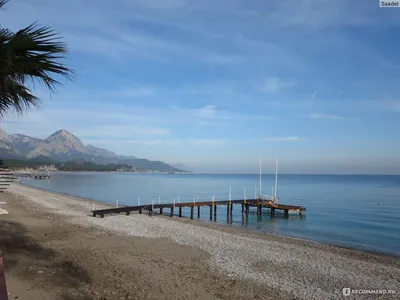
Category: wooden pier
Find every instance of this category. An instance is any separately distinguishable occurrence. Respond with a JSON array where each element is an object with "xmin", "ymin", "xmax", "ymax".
[{"xmin": 91, "ymin": 199, "xmax": 306, "ymax": 219}]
